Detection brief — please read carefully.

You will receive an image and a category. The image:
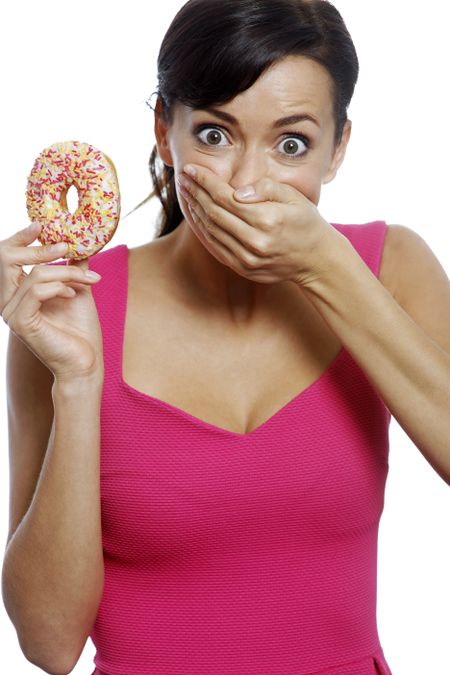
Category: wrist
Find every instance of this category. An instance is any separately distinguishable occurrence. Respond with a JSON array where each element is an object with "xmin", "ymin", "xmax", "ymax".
[
  {"xmin": 52, "ymin": 371, "xmax": 104, "ymax": 399},
  {"xmin": 295, "ymin": 222, "xmax": 355, "ymax": 292}
]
